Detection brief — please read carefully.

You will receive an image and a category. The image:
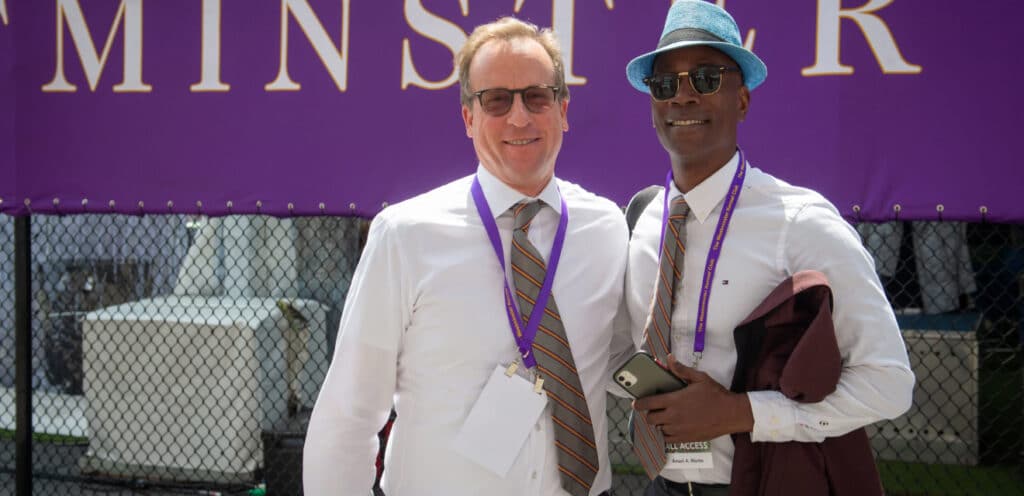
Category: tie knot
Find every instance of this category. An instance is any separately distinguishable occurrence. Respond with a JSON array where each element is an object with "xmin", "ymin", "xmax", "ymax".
[
  {"xmin": 668, "ymin": 197, "xmax": 690, "ymax": 222},
  {"xmin": 512, "ymin": 200, "xmax": 543, "ymax": 232}
]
